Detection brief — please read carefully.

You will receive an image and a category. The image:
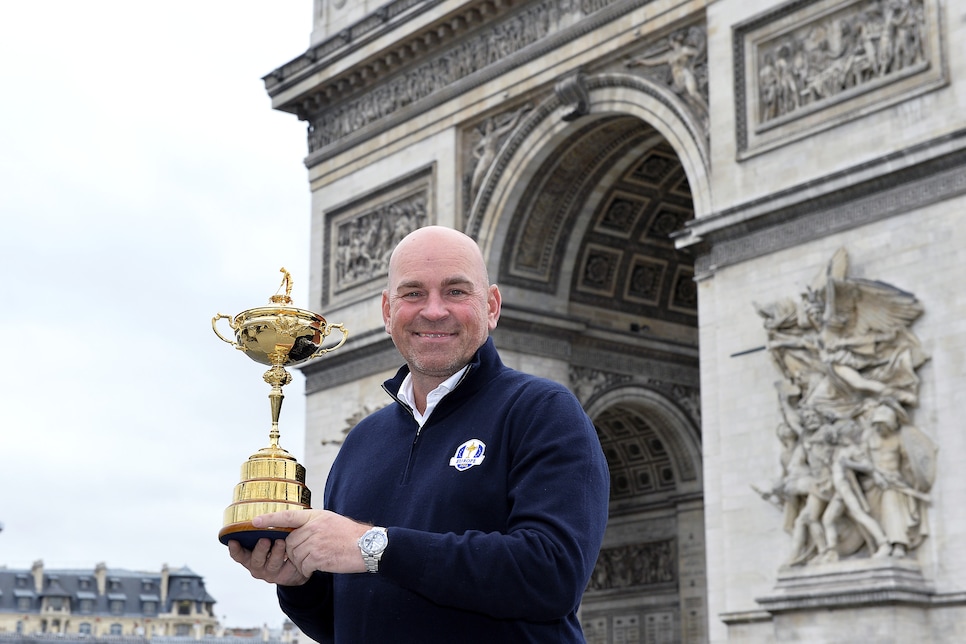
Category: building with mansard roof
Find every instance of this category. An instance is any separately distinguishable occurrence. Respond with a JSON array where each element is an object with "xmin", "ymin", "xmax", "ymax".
[{"xmin": 0, "ymin": 561, "xmax": 217, "ymax": 638}]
